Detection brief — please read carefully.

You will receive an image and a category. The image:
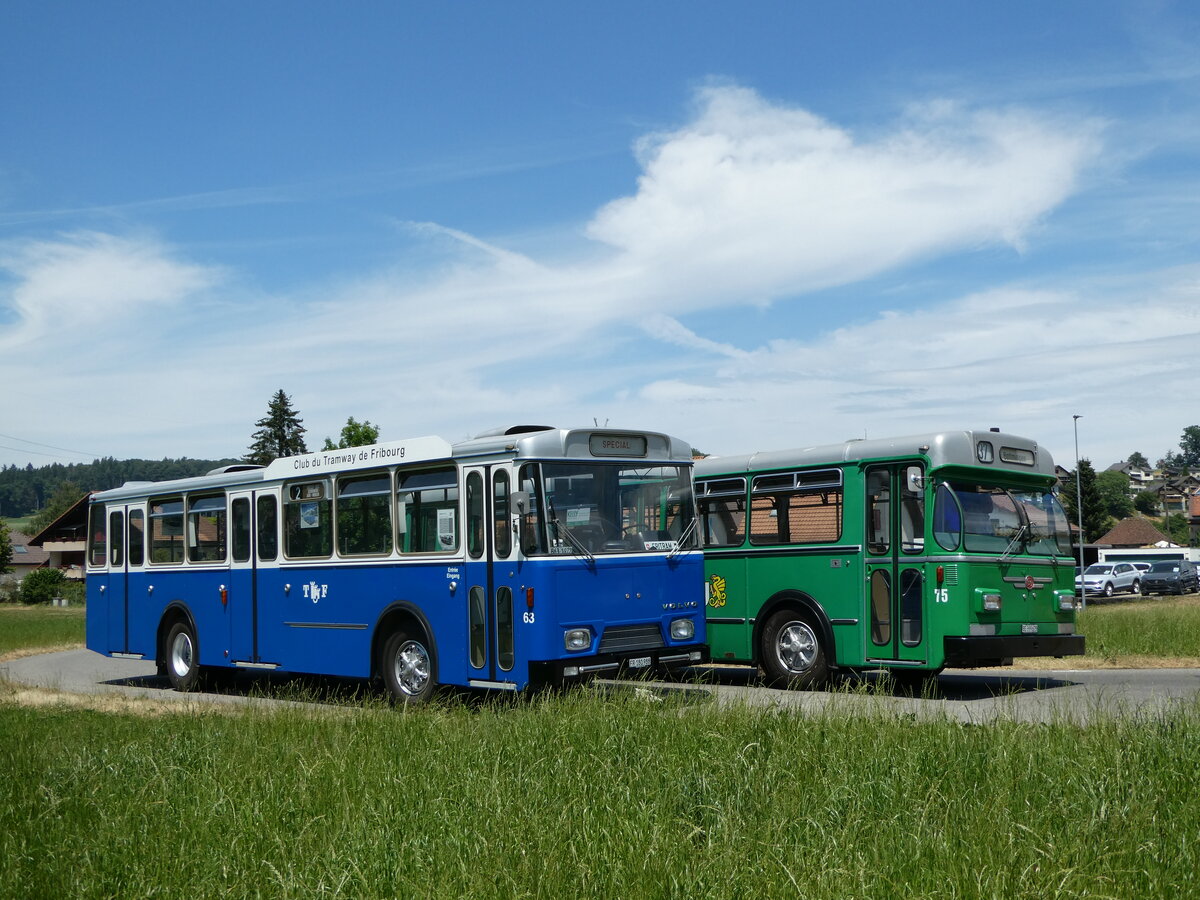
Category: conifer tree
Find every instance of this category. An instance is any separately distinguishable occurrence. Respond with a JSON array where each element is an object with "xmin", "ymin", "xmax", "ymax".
[
  {"xmin": 1059, "ymin": 458, "xmax": 1109, "ymax": 543},
  {"xmin": 246, "ymin": 389, "xmax": 308, "ymax": 465}
]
